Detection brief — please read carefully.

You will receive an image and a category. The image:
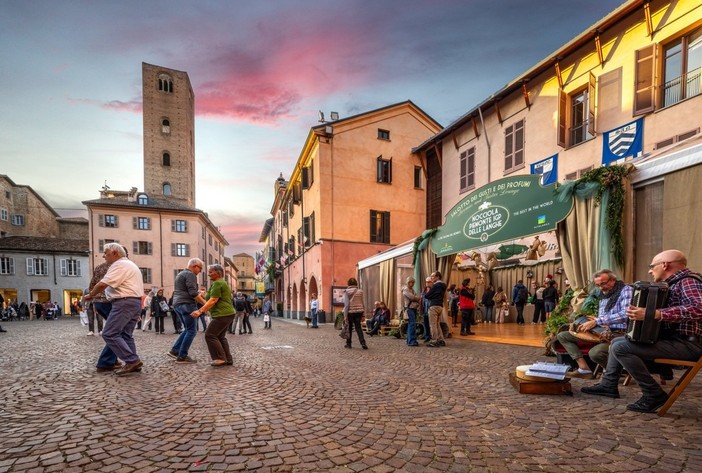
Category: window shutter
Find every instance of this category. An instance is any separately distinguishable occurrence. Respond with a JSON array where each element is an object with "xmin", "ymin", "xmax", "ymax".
[
  {"xmin": 133, "ymin": 241, "xmax": 138, "ymax": 255},
  {"xmin": 98, "ymin": 214, "xmax": 104, "ymax": 227},
  {"xmin": 76, "ymin": 260, "xmax": 82, "ymax": 277},
  {"xmin": 99, "ymin": 239, "xmax": 104, "ymax": 252},
  {"xmin": 148, "ymin": 242, "xmax": 153, "ymax": 255},
  {"xmin": 114, "ymin": 216, "xmax": 119, "ymax": 227},
  {"xmin": 26, "ymin": 258, "xmax": 34, "ymax": 275},
  {"xmin": 388, "ymin": 160, "xmax": 392, "ymax": 183},
  {"xmin": 185, "ymin": 244, "xmax": 190, "ymax": 257},
  {"xmin": 302, "ymin": 167, "xmax": 309, "ymax": 189},
  {"xmin": 588, "ymin": 72, "xmax": 596, "ymax": 136},
  {"xmin": 183, "ymin": 221, "xmax": 187, "ymax": 232},
  {"xmin": 60, "ymin": 259, "xmax": 67, "ymax": 276},
  {"xmin": 370, "ymin": 211, "xmax": 375, "ymax": 242},
  {"xmin": 133, "ymin": 217, "xmax": 137, "ymax": 229},
  {"xmin": 171, "ymin": 243, "xmax": 176, "ymax": 256},
  {"xmin": 146, "ymin": 217, "xmax": 151, "ymax": 230},
  {"xmin": 468, "ymin": 149, "xmax": 475, "ymax": 187},
  {"xmin": 634, "ymin": 44, "xmax": 656, "ymax": 116},
  {"xmin": 504, "ymin": 125, "xmax": 513, "ymax": 169},
  {"xmin": 460, "ymin": 151, "xmax": 467, "ymax": 190},
  {"xmin": 557, "ymin": 89, "xmax": 567, "ymax": 147},
  {"xmin": 171, "ymin": 220, "xmax": 176, "ymax": 231},
  {"xmin": 383, "ymin": 212, "xmax": 390, "ymax": 243},
  {"xmin": 515, "ymin": 120, "xmax": 524, "ymax": 167}
]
